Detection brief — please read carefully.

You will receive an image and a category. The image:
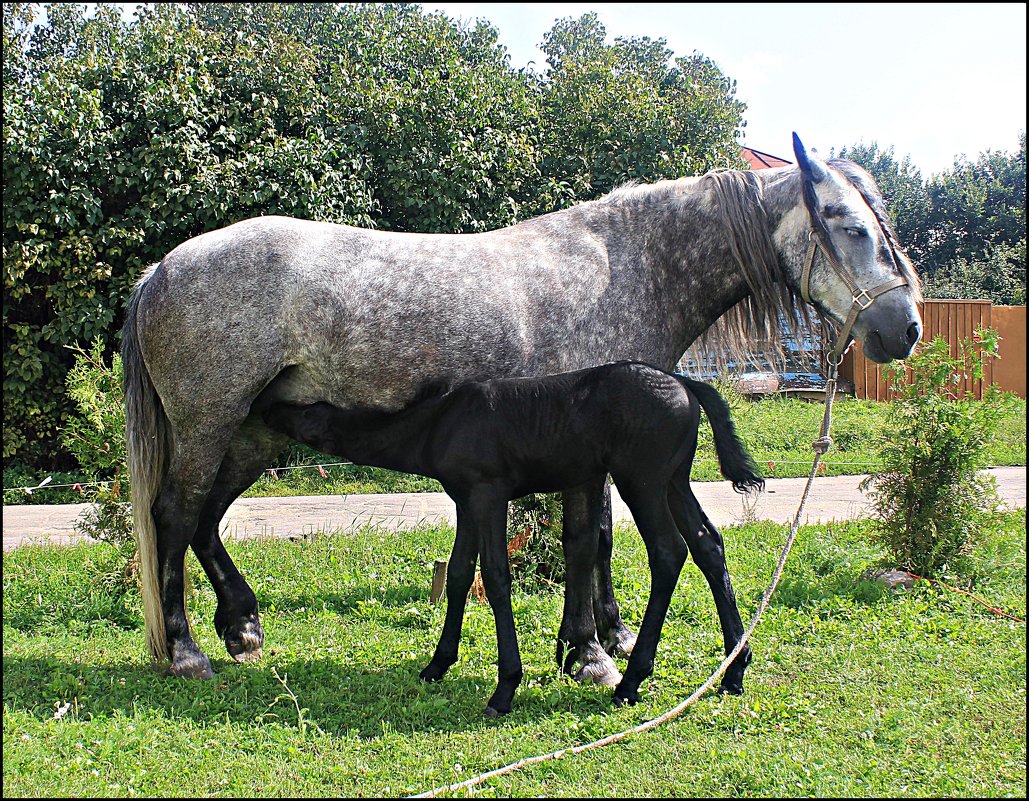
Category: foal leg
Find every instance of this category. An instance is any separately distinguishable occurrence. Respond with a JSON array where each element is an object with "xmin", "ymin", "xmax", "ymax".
[
  {"xmin": 558, "ymin": 479, "xmax": 622, "ymax": 687},
  {"xmin": 190, "ymin": 416, "xmax": 288, "ymax": 662},
  {"xmin": 610, "ymin": 477, "xmax": 689, "ymax": 706},
  {"xmin": 420, "ymin": 504, "xmax": 478, "ymax": 682},
  {"xmin": 668, "ymin": 475, "xmax": 751, "ymax": 694},
  {"xmin": 466, "ymin": 487, "xmax": 523, "ymax": 717}
]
